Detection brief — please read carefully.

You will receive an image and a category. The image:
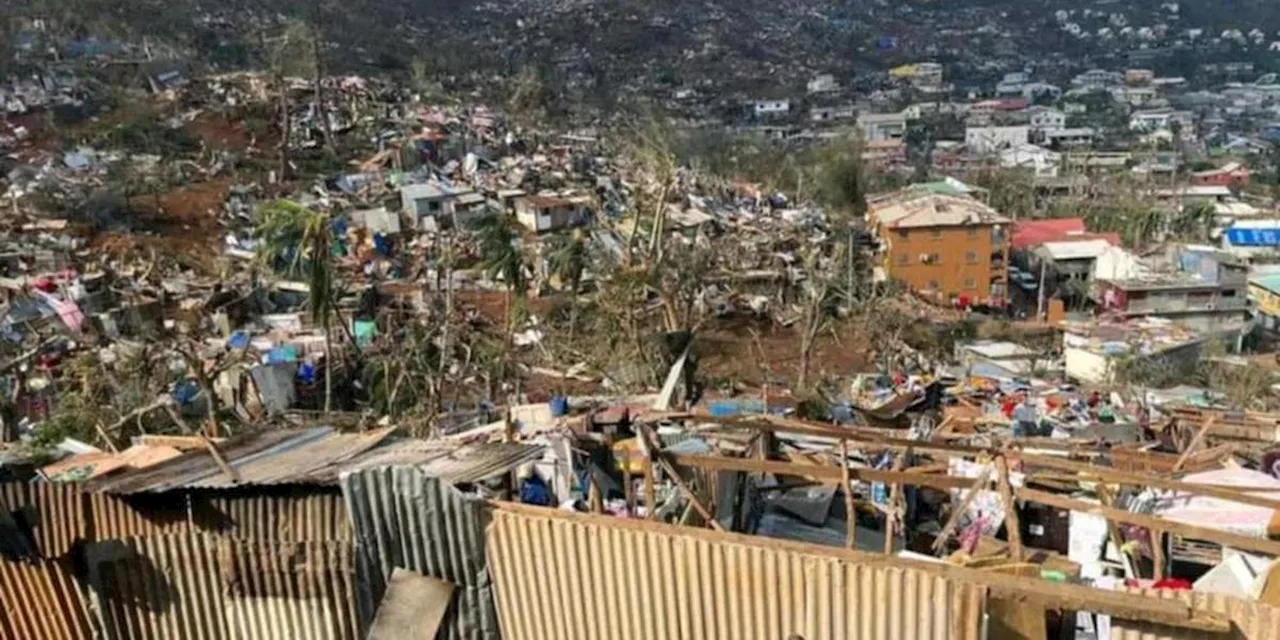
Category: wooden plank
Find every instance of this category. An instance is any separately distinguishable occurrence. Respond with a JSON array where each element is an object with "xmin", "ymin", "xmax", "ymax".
[
  {"xmin": 1016, "ymin": 452, "xmax": 1280, "ymax": 510},
  {"xmin": 1018, "ymin": 487, "xmax": 1280, "ymax": 558},
  {"xmin": 668, "ymin": 453, "xmax": 979, "ymax": 492},
  {"xmin": 1172, "ymin": 417, "xmax": 1216, "ymax": 472},
  {"xmin": 656, "ymin": 457, "xmax": 724, "ymax": 532},
  {"xmin": 933, "ymin": 469, "xmax": 993, "ymax": 553},
  {"xmin": 366, "ymin": 568, "xmax": 455, "ymax": 640}
]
